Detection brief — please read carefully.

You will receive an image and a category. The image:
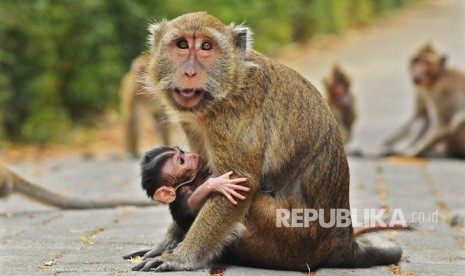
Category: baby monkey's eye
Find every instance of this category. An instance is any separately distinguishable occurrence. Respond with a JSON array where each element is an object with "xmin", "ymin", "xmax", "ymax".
[
  {"xmin": 179, "ymin": 157, "xmax": 185, "ymax": 165},
  {"xmin": 176, "ymin": 39, "xmax": 189, "ymax": 49},
  {"xmin": 201, "ymin": 41, "xmax": 212, "ymax": 50}
]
